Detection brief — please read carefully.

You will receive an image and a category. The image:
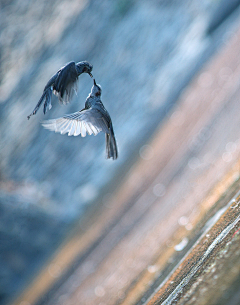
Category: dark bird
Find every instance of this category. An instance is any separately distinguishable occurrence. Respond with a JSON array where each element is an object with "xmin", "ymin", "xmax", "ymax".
[
  {"xmin": 27, "ymin": 61, "xmax": 93, "ymax": 119},
  {"xmin": 42, "ymin": 79, "xmax": 118, "ymax": 160}
]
